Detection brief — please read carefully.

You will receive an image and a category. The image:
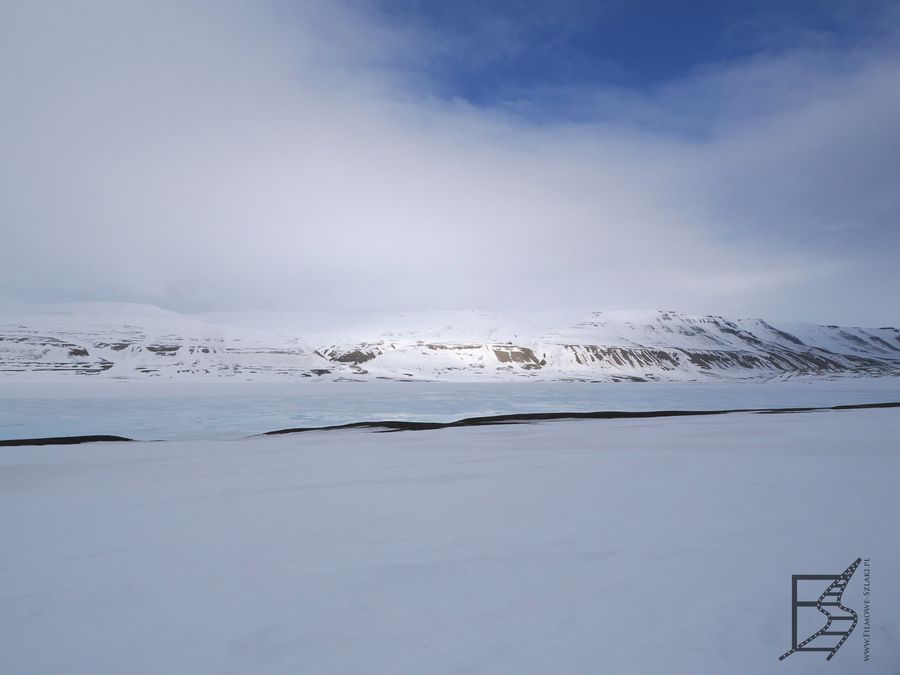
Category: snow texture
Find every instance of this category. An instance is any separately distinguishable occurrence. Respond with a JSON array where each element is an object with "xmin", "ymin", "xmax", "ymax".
[{"xmin": 1, "ymin": 409, "xmax": 898, "ymax": 673}]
